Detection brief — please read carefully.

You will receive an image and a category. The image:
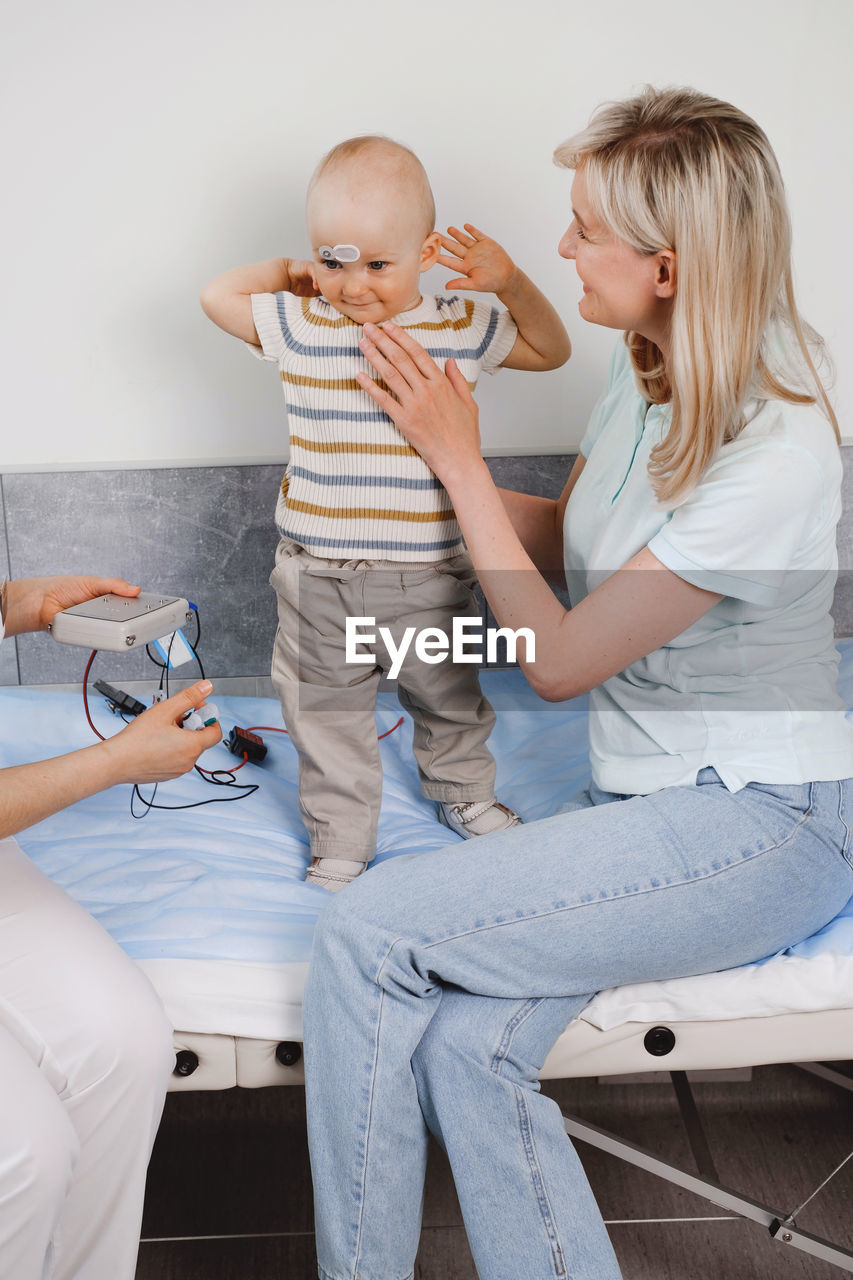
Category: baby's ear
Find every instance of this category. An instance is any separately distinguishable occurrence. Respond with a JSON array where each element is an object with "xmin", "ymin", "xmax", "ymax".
[{"xmin": 419, "ymin": 232, "xmax": 443, "ymax": 273}]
